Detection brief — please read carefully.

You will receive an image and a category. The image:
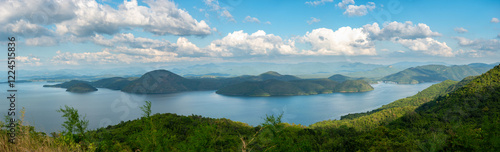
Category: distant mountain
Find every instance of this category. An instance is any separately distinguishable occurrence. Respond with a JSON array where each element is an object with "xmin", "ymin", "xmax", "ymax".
[
  {"xmin": 335, "ymin": 80, "xmax": 374, "ymax": 92},
  {"xmin": 346, "ymin": 66, "xmax": 404, "ymax": 78},
  {"xmin": 120, "ymin": 70, "xmax": 220, "ymax": 94},
  {"xmin": 66, "ymin": 83, "xmax": 97, "ymax": 93},
  {"xmin": 169, "ymin": 62, "xmax": 385, "ymax": 77},
  {"xmin": 380, "ymin": 65, "xmax": 490, "ymax": 84},
  {"xmin": 91, "ymin": 77, "xmax": 135, "ymax": 90},
  {"xmin": 246, "ymin": 71, "xmax": 300, "ymax": 81},
  {"xmin": 216, "ymin": 79, "xmax": 373, "ymax": 96},
  {"xmin": 328, "ymin": 74, "xmax": 353, "ymax": 82},
  {"xmin": 43, "ymin": 80, "xmax": 91, "ymax": 88},
  {"xmin": 121, "ymin": 70, "xmax": 192, "ymax": 94}
]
